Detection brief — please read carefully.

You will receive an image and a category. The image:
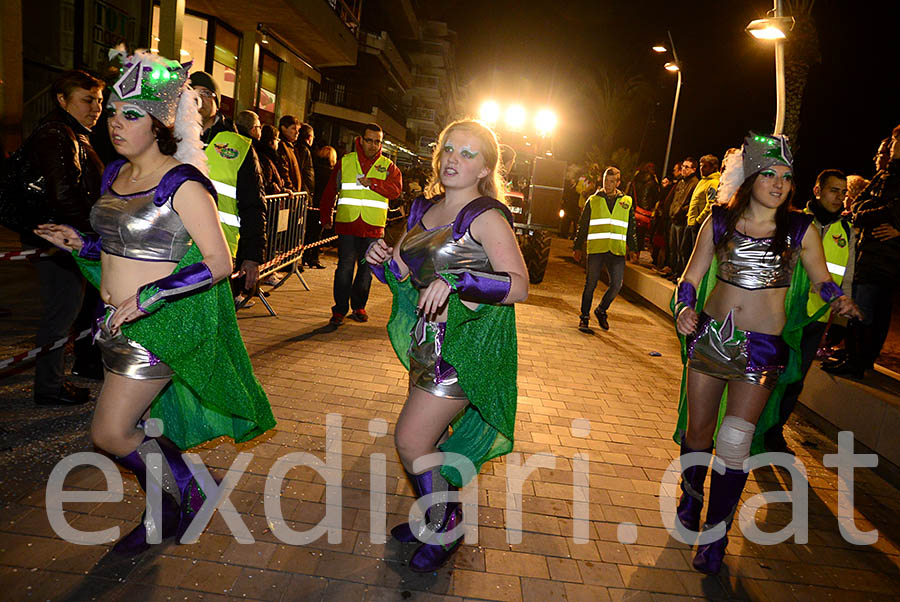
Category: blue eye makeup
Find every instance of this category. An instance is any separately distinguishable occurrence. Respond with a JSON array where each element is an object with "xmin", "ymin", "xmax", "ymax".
[
  {"xmin": 443, "ymin": 144, "xmax": 454, "ymax": 153},
  {"xmin": 460, "ymin": 145, "xmax": 479, "ymax": 159}
]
